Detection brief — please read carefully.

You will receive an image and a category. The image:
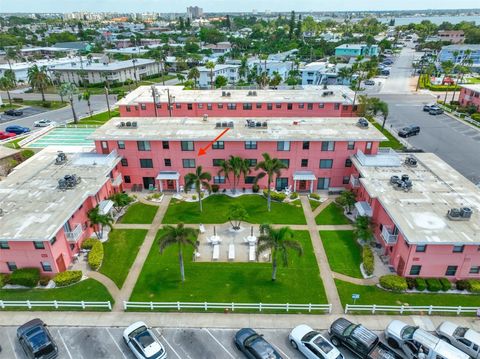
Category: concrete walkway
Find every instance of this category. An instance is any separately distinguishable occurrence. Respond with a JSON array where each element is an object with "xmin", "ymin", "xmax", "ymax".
[
  {"xmin": 312, "ymin": 198, "xmax": 333, "ymax": 217},
  {"xmin": 113, "ymin": 223, "xmax": 151, "ymax": 230},
  {"xmin": 300, "ymin": 196, "xmax": 343, "ymax": 314},
  {"xmin": 332, "ymin": 272, "xmax": 378, "ymax": 286},
  {"xmin": 112, "ymin": 195, "xmax": 171, "ymax": 311},
  {"xmin": 85, "ymin": 270, "xmax": 121, "ymax": 298}
]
